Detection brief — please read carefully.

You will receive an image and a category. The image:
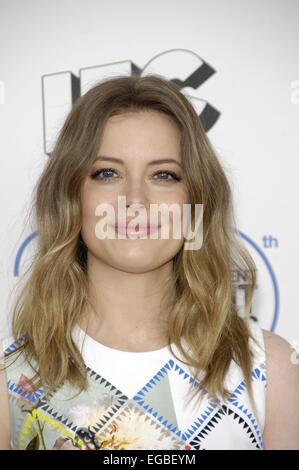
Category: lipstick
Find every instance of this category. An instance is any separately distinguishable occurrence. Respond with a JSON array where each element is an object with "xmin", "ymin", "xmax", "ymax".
[{"xmin": 113, "ymin": 223, "xmax": 160, "ymax": 237}]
